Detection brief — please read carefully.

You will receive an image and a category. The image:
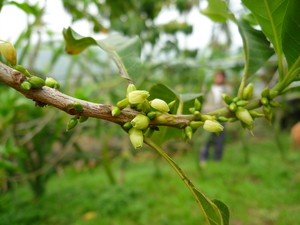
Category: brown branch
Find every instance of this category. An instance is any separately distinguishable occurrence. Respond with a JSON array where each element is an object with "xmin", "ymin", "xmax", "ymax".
[{"xmin": 0, "ymin": 62, "xmax": 192, "ymax": 128}]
